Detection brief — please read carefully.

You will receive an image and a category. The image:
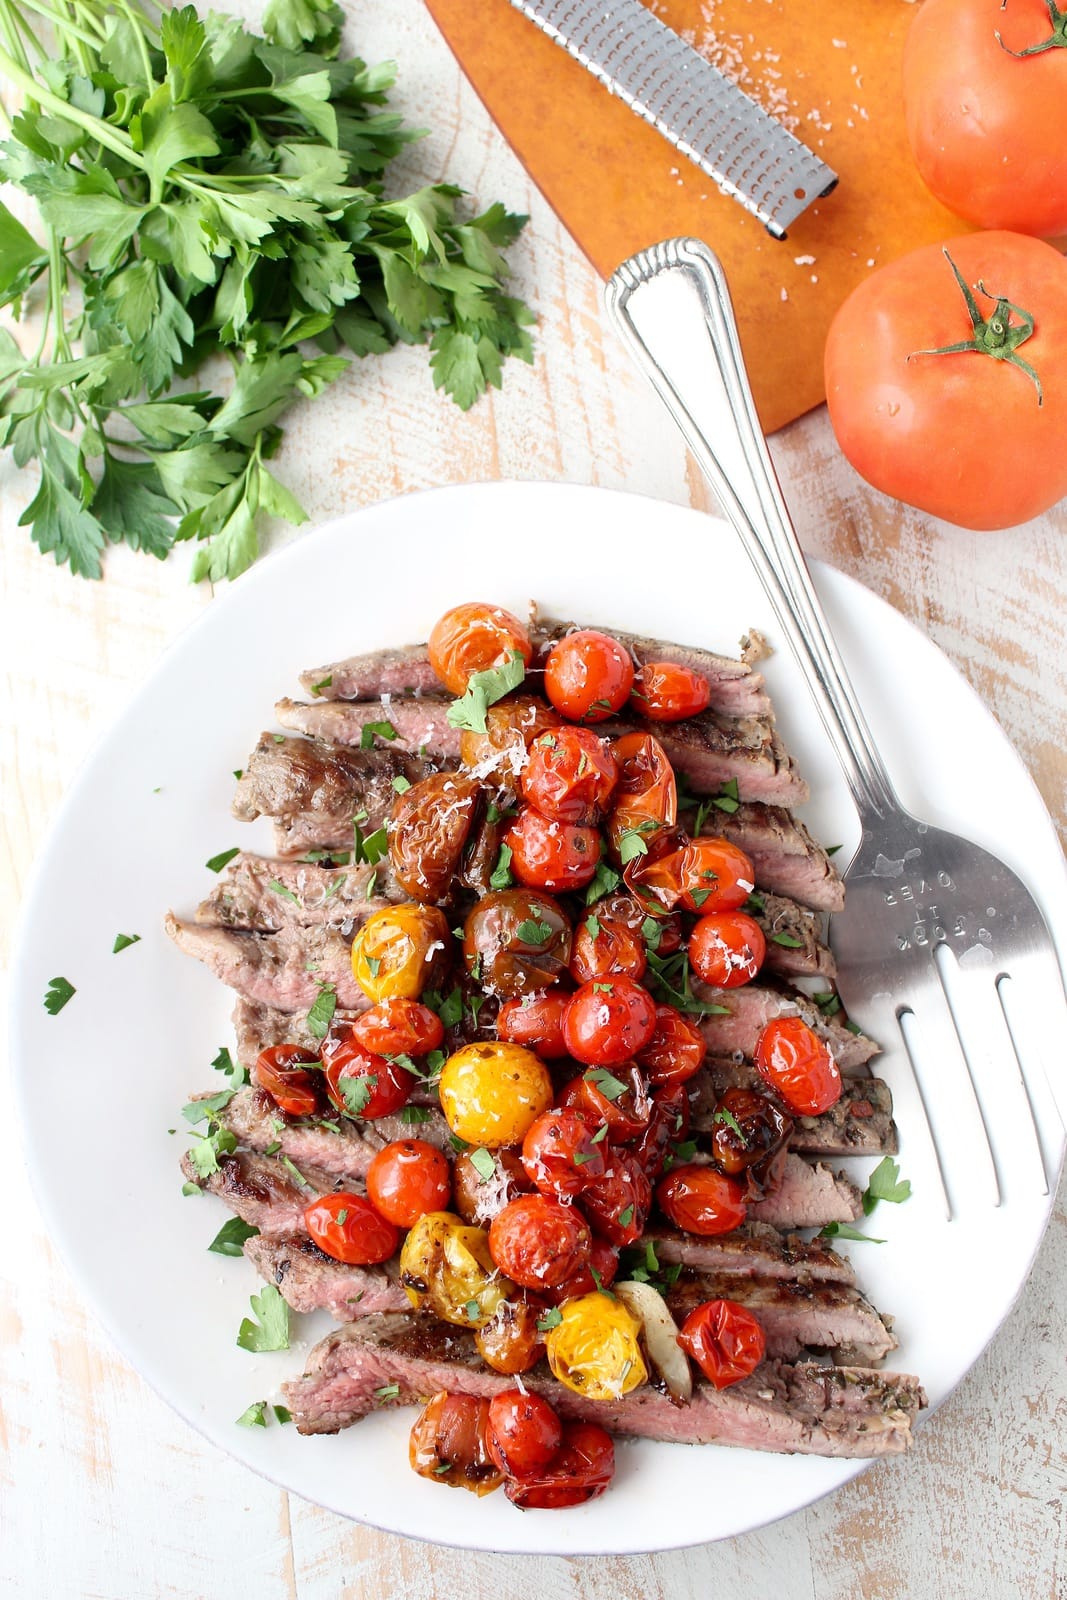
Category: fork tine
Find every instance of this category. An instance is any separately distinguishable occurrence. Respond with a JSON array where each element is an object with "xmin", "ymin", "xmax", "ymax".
[{"xmin": 994, "ymin": 943, "xmax": 1067, "ymax": 1185}]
